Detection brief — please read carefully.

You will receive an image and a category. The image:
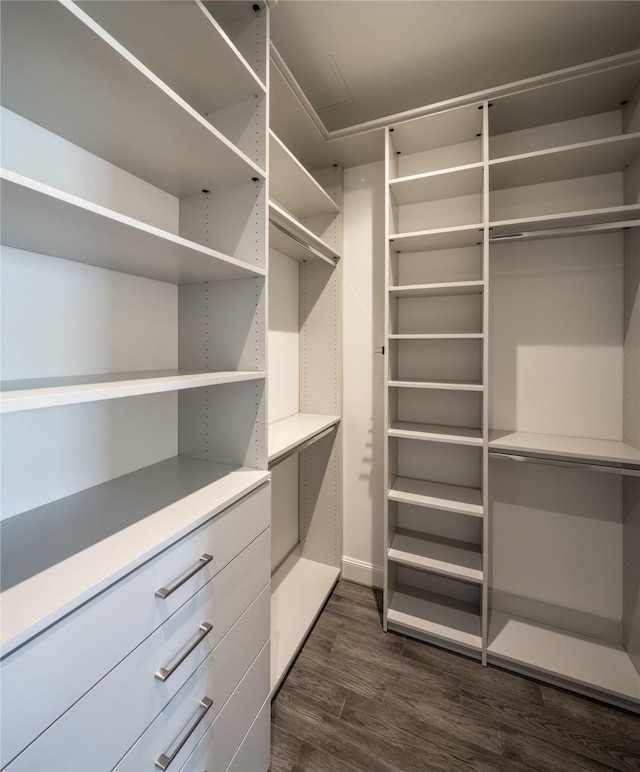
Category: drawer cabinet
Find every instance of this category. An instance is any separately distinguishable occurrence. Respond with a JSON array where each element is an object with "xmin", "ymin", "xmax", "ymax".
[
  {"xmin": 115, "ymin": 587, "xmax": 270, "ymax": 771},
  {"xmin": 1, "ymin": 484, "xmax": 270, "ymax": 770}
]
